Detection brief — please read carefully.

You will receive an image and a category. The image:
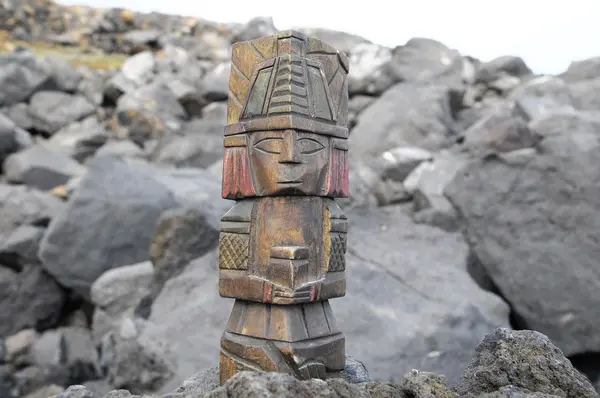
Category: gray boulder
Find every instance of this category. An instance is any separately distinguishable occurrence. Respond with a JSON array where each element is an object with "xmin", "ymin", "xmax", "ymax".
[
  {"xmin": 100, "ymin": 325, "xmax": 174, "ymax": 394},
  {"xmin": 122, "ymin": 30, "xmax": 161, "ymax": 50},
  {"xmin": 348, "ymin": 95, "xmax": 376, "ymax": 129},
  {"xmin": 91, "ymin": 261, "xmax": 154, "ymax": 318},
  {"xmin": 91, "ymin": 261, "xmax": 153, "ymax": 343},
  {"xmin": 3, "ymin": 144, "xmax": 86, "ymax": 190},
  {"xmin": 153, "ymin": 45, "xmax": 195, "ymax": 77},
  {"xmin": 445, "ymin": 126, "xmax": 600, "ymax": 357},
  {"xmin": 336, "ymin": 161, "xmax": 380, "ymax": 210},
  {"xmin": 294, "ymin": 27, "xmax": 371, "ymax": 56},
  {"xmin": 120, "ymin": 51, "xmax": 155, "ymax": 87},
  {"xmin": 13, "ymin": 365, "xmax": 69, "ymax": 398},
  {"xmin": 400, "ymin": 370, "xmax": 455, "ymax": 398},
  {"xmin": 0, "ymin": 54, "xmax": 55, "ymax": 107},
  {"xmin": 200, "ymin": 62, "xmax": 229, "ymax": 102},
  {"xmin": 337, "ymin": 206, "xmax": 509, "ymax": 384},
  {"xmin": 51, "ymin": 385, "xmax": 97, "ymax": 397},
  {"xmin": 103, "ymin": 72, "xmax": 137, "ymax": 104},
  {"xmin": 148, "ymin": 118, "xmax": 224, "ymax": 168},
  {"xmin": 28, "ymin": 91, "xmax": 96, "ymax": 136},
  {"xmin": 350, "ymin": 82, "xmax": 455, "ymax": 157},
  {"xmin": 383, "ymin": 37, "xmax": 467, "ymax": 86},
  {"xmin": 0, "ymin": 265, "xmax": 66, "ymax": 339},
  {"xmin": 4, "ymin": 328, "xmax": 40, "ymax": 365},
  {"xmin": 453, "ymin": 328, "xmax": 597, "ymax": 397},
  {"xmin": 139, "ymin": 165, "xmax": 230, "ymax": 216},
  {"xmin": 0, "ymin": 112, "xmax": 31, "ymax": 165},
  {"xmin": 148, "ymin": 206, "xmax": 219, "ymax": 300},
  {"xmin": 510, "ymin": 76, "xmax": 577, "ymax": 122},
  {"xmin": 115, "ymin": 82, "xmax": 187, "ymax": 145},
  {"xmin": 0, "ymin": 225, "xmax": 45, "ymax": 272},
  {"xmin": 559, "ymin": 56, "xmax": 600, "ymax": 83},
  {"xmin": 404, "ymin": 151, "xmax": 467, "ymax": 232},
  {"xmin": 135, "ymin": 251, "xmax": 224, "ymax": 393},
  {"xmin": 31, "ymin": 327, "xmax": 101, "ymax": 384},
  {"xmin": 24, "ymin": 384, "xmax": 64, "ymax": 398},
  {"xmin": 347, "ymin": 43, "xmax": 394, "ymax": 96},
  {"xmin": 202, "ymin": 371, "xmax": 398, "ymax": 398},
  {"xmin": 38, "ymin": 156, "xmax": 179, "ymax": 298},
  {"xmin": 373, "ymin": 146, "xmax": 433, "ymax": 183},
  {"xmin": 77, "ymin": 67, "xmax": 106, "ymax": 107},
  {"xmin": 41, "ymin": 56, "xmax": 83, "ymax": 93},
  {"xmin": 373, "ymin": 179, "xmax": 412, "ymax": 207},
  {"xmin": 2, "ymin": 102, "xmax": 35, "ymax": 131},
  {"xmin": 570, "ymin": 77, "xmax": 600, "ymax": 111},
  {"xmin": 457, "ymin": 106, "xmax": 538, "ymax": 155},
  {"xmin": 0, "ymin": 184, "xmax": 65, "ymax": 237},
  {"xmin": 201, "ymin": 102, "xmax": 227, "ymax": 123},
  {"xmin": 231, "ymin": 16, "xmax": 277, "ymax": 42},
  {"xmin": 528, "ymin": 109, "xmax": 600, "ymax": 139},
  {"xmin": 46, "ymin": 116, "xmax": 109, "ymax": 162},
  {"xmin": 475, "ymin": 56, "xmax": 532, "ymax": 84},
  {"xmin": 94, "ymin": 140, "xmax": 145, "ymax": 160},
  {"xmin": 163, "ymin": 78, "xmax": 206, "ymax": 118}
]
